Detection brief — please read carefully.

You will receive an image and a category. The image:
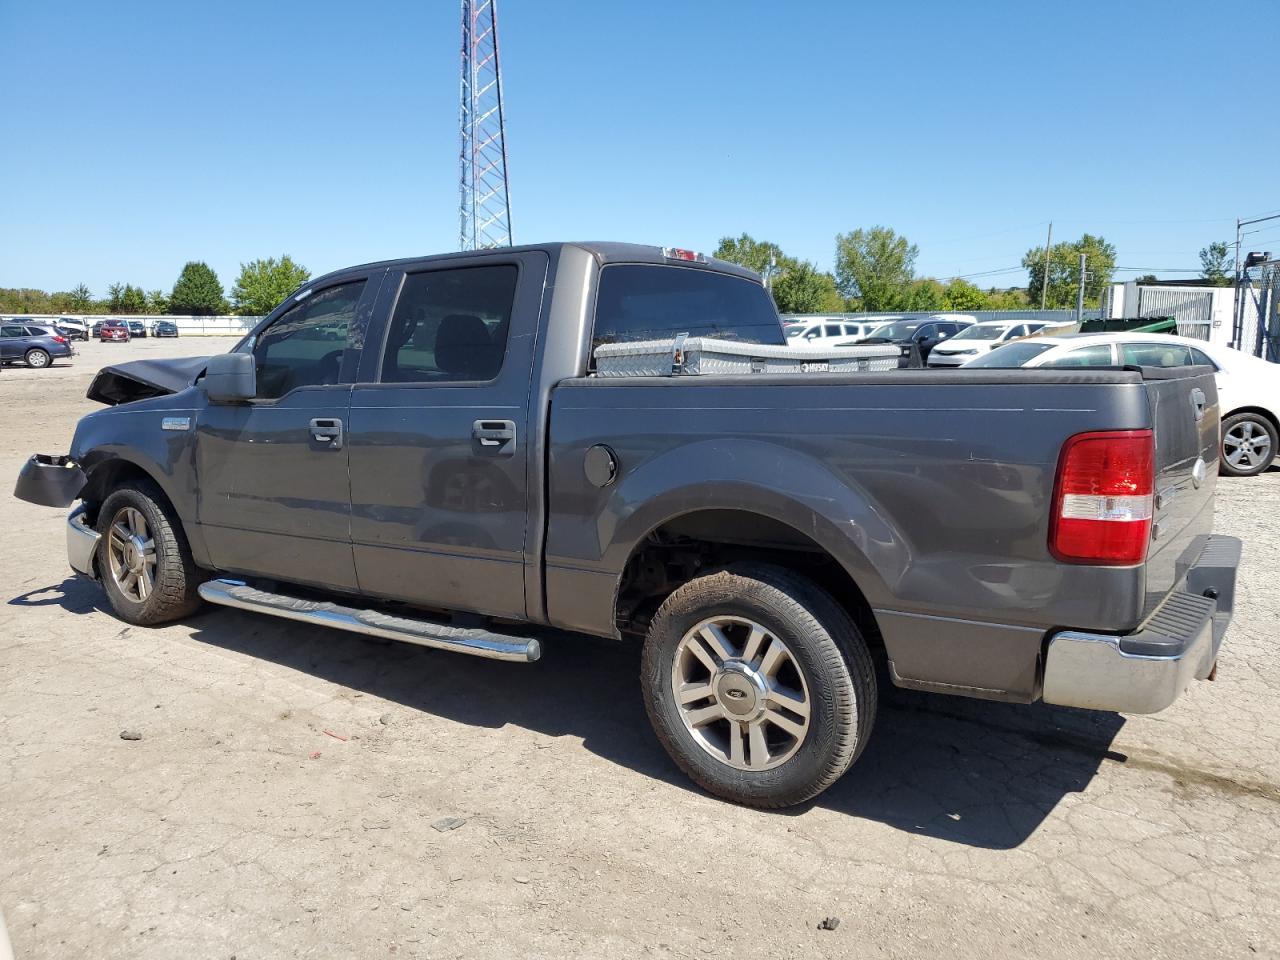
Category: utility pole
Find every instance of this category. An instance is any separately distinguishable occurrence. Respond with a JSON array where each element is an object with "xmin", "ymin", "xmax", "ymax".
[
  {"xmin": 1076, "ymin": 252, "xmax": 1088, "ymax": 324},
  {"xmin": 1039, "ymin": 221, "xmax": 1053, "ymax": 310},
  {"xmin": 1232, "ymin": 218, "xmax": 1243, "ymax": 347}
]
